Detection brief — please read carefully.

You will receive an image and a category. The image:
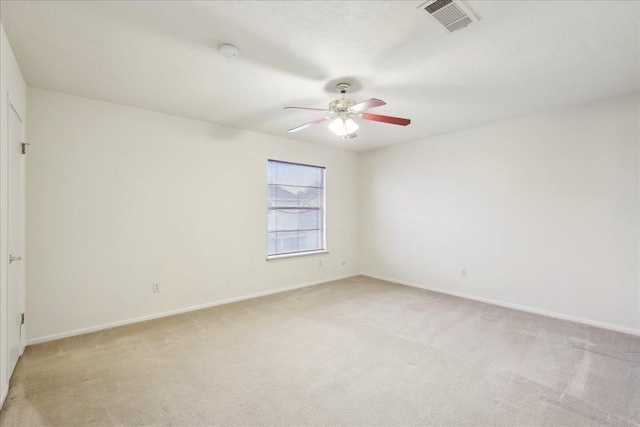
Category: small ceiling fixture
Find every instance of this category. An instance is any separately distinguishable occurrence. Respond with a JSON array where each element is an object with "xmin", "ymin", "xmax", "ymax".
[
  {"xmin": 219, "ymin": 43, "xmax": 238, "ymax": 58},
  {"xmin": 284, "ymin": 83, "xmax": 411, "ymax": 140}
]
